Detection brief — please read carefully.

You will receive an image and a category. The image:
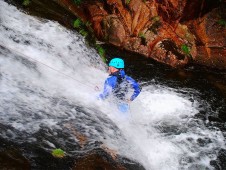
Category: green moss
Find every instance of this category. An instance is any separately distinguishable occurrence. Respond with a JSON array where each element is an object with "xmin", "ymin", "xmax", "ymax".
[
  {"xmin": 138, "ymin": 32, "xmax": 145, "ymax": 39},
  {"xmin": 79, "ymin": 29, "xmax": 88, "ymax": 37},
  {"xmin": 151, "ymin": 16, "xmax": 160, "ymax": 22},
  {"xmin": 22, "ymin": 0, "xmax": 30, "ymax": 6},
  {"xmin": 139, "ymin": 32, "xmax": 147, "ymax": 45},
  {"xmin": 217, "ymin": 19, "xmax": 226, "ymax": 27},
  {"xmin": 73, "ymin": 19, "xmax": 90, "ymax": 37},
  {"xmin": 125, "ymin": 0, "xmax": 131, "ymax": 4},
  {"xmin": 85, "ymin": 21, "xmax": 92, "ymax": 27},
  {"xmin": 73, "ymin": 19, "xmax": 82, "ymax": 28},
  {"xmin": 73, "ymin": 0, "xmax": 82, "ymax": 6},
  {"xmin": 52, "ymin": 149, "xmax": 65, "ymax": 158},
  {"xmin": 96, "ymin": 44, "xmax": 106, "ymax": 62},
  {"xmin": 181, "ymin": 44, "xmax": 190, "ymax": 55}
]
